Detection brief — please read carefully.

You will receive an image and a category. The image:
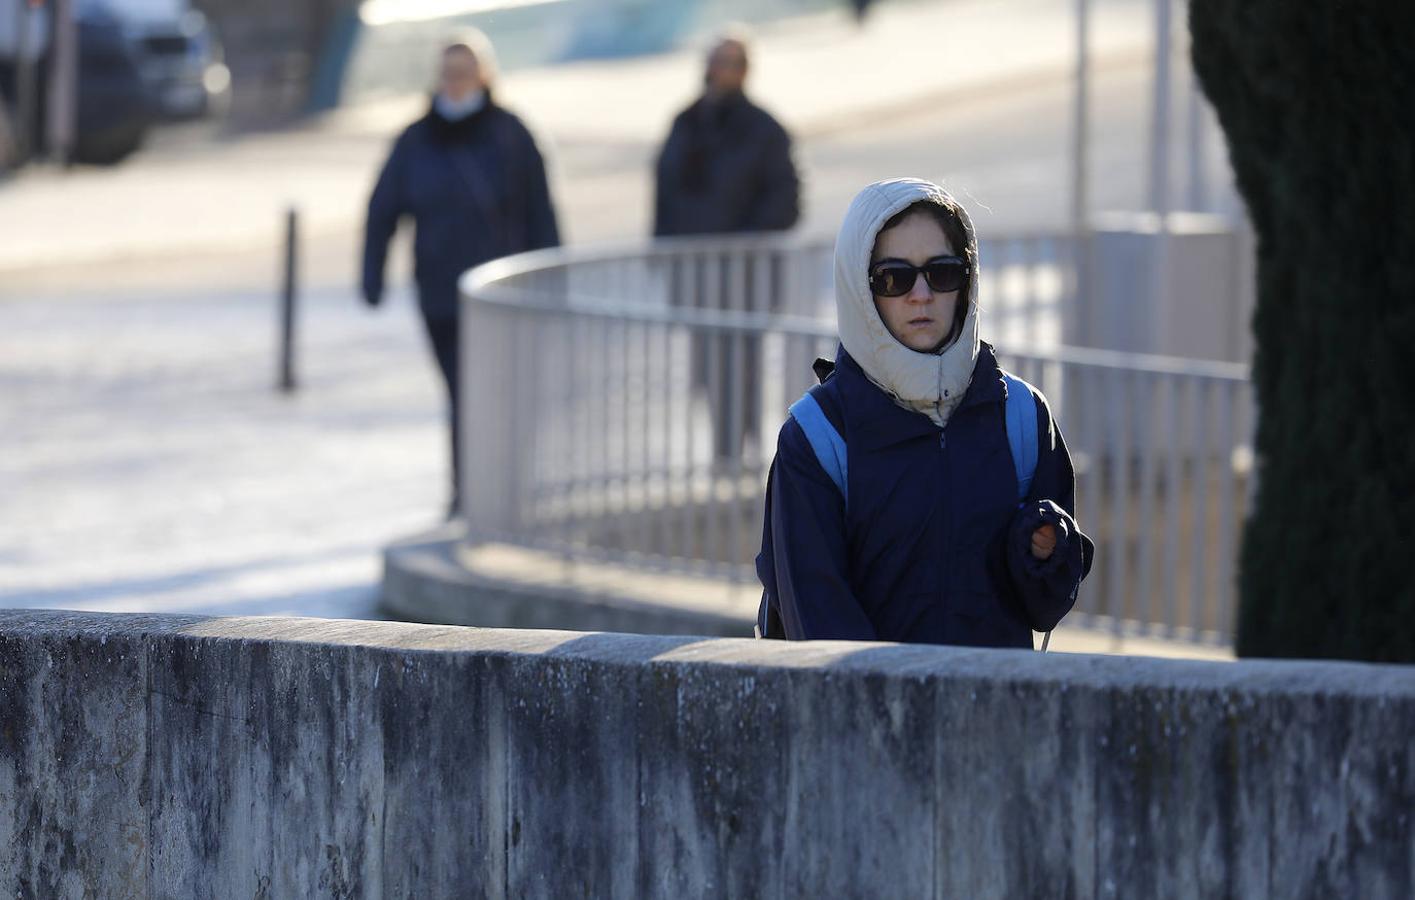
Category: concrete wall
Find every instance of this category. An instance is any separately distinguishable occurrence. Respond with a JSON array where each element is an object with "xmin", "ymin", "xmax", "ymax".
[{"xmin": 0, "ymin": 610, "xmax": 1411, "ymax": 898}]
